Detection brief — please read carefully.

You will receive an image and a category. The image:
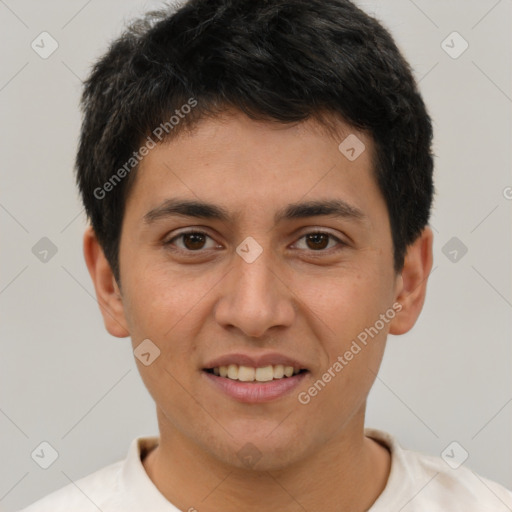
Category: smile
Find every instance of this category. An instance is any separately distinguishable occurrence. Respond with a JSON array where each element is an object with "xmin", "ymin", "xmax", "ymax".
[
  {"xmin": 203, "ymin": 367, "xmax": 309, "ymax": 403},
  {"xmin": 205, "ymin": 364, "xmax": 305, "ymax": 382}
]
